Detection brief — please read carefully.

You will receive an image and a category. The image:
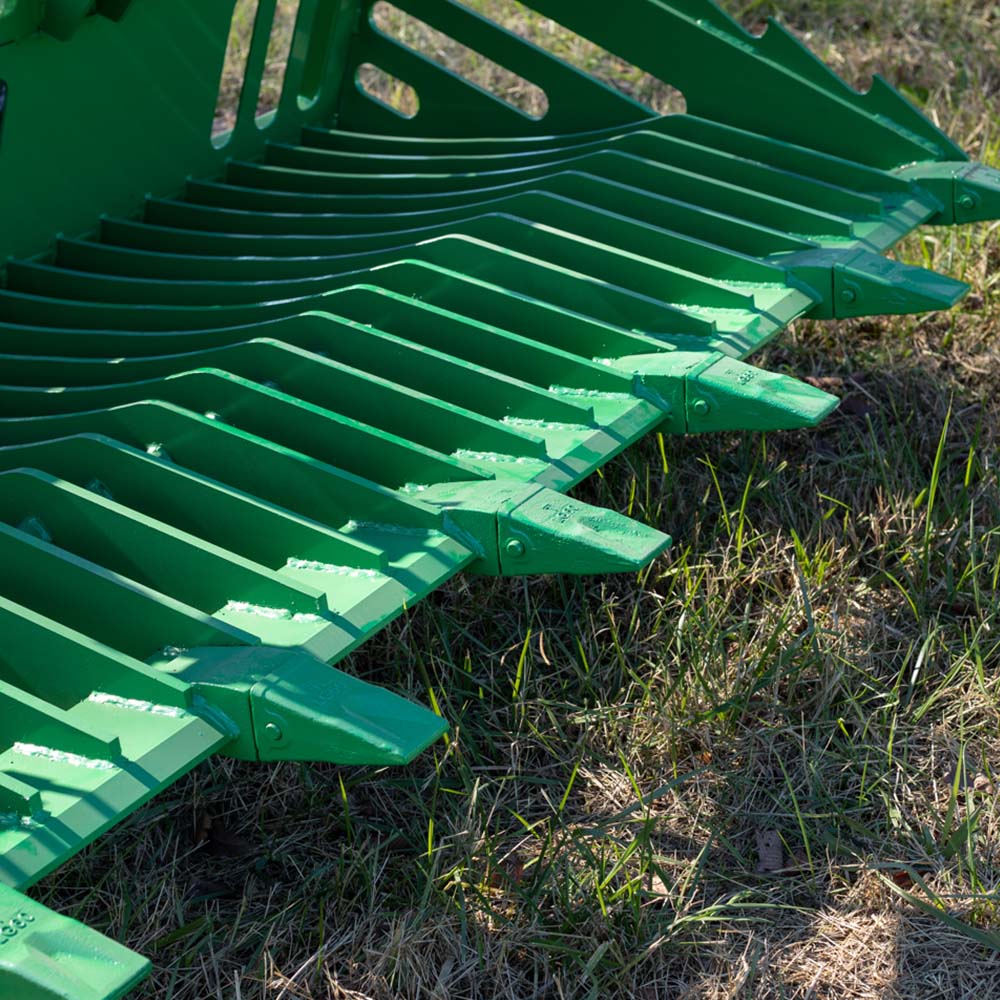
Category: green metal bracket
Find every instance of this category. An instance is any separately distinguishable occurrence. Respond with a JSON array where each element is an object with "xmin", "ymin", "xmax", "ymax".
[
  {"xmin": 154, "ymin": 645, "xmax": 448, "ymax": 766},
  {"xmin": 780, "ymin": 248, "xmax": 970, "ymax": 320},
  {"xmin": 420, "ymin": 481, "xmax": 673, "ymax": 575},
  {"xmin": 609, "ymin": 351, "xmax": 840, "ymax": 435},
  {"xmin": 900, "ymin": 161, "xmax": 1000, "ymax": 225}
]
